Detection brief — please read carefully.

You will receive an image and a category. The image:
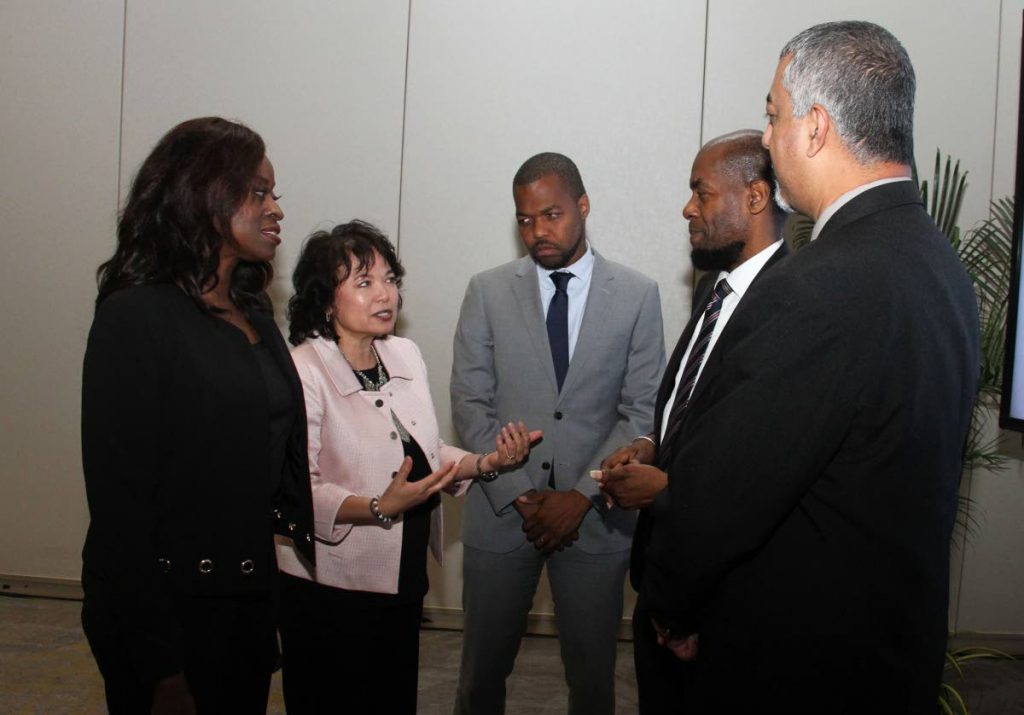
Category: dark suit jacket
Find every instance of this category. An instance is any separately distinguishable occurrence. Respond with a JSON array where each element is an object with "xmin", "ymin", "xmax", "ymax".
[
  {"xmin": 642, "ymin": 182, "xmax": 980, "ymax": 713},
  {"xmin": 630, "ymin": 243, "xmax": 787, "ymax": 590},
  {"xmin": 81, "ymin": 284, "xmax": 315, "ymax": 683}
]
